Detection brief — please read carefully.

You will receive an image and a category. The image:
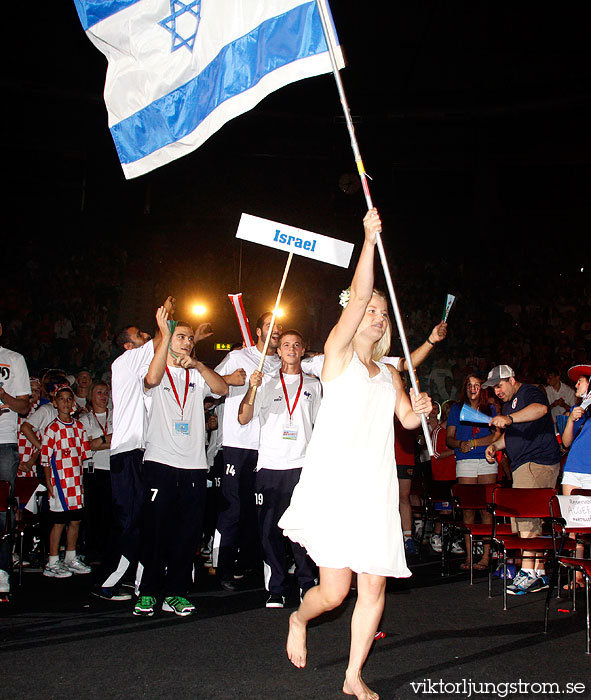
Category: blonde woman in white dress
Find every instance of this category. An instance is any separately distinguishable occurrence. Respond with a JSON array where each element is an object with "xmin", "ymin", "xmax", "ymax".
[{"xmin": 280, "ymin": 209, "xmax": 432, "ymax": 700}]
